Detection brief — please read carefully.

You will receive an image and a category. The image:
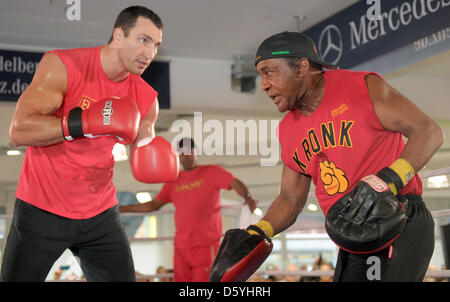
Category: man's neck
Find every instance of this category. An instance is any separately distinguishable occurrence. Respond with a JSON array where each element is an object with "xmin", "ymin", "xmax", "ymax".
[
  {"xmin": 100, "ymin": 44, "xmax": 130, "ymax": 82},
  {"xmin": 297, "ymin": 71, "xmax": 325, "ymax": 116},
  {"xmin": 183, "ymin": 164, "xmax": 199, "ymax": 171}
]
